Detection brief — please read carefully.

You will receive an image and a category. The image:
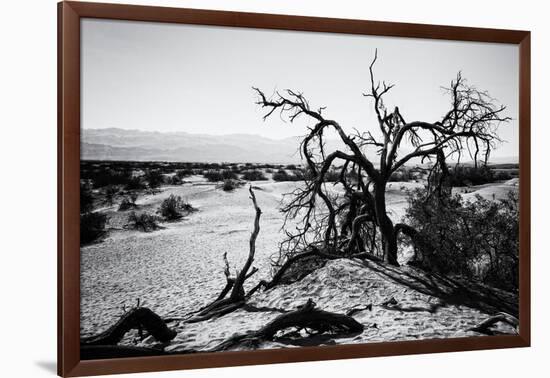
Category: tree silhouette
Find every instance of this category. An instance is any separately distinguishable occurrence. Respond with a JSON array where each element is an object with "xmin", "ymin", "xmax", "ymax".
[{"xmin": 254, "ymin": 51, "xmax": 510, "ymax": 265}]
